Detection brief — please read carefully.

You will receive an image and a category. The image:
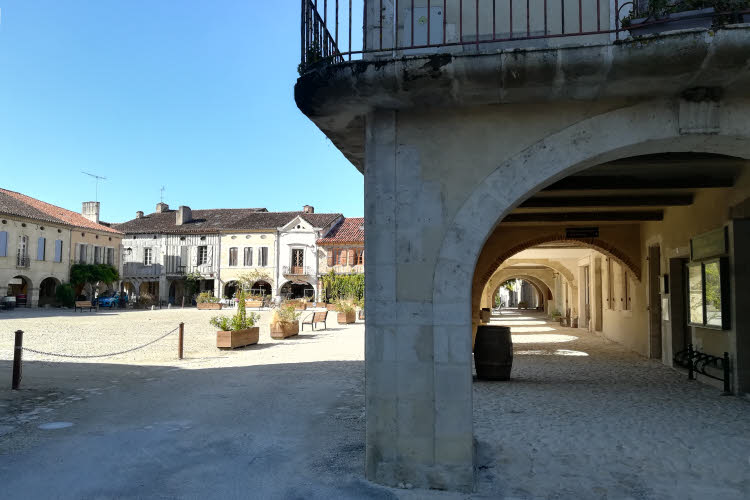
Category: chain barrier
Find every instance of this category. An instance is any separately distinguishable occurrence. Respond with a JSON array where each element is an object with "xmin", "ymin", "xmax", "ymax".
[{"xmin": 20, "ymin": 327, "xmax": 180, "ymax": 359}]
